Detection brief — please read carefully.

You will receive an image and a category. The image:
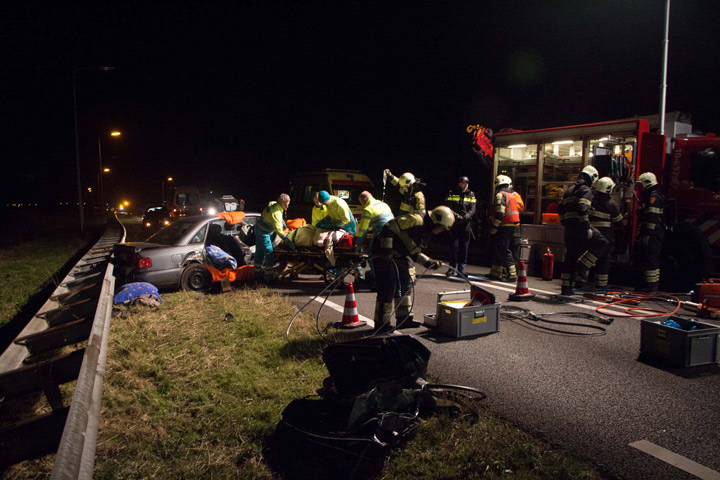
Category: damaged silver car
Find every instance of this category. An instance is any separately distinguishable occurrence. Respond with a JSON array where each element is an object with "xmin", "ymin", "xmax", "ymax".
[{"xmin": 113, "ymin": 213, "xmax": 259, "ymax": 292}]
